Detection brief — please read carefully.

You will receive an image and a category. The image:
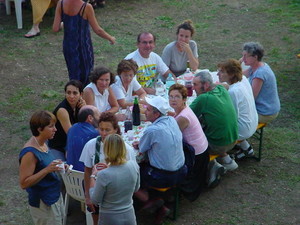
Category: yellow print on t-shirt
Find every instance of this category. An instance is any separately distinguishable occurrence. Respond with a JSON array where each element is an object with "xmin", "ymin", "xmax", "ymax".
[{"xmin": 136, "ymin": 64, "xmax": 158, "ymax": 87}]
